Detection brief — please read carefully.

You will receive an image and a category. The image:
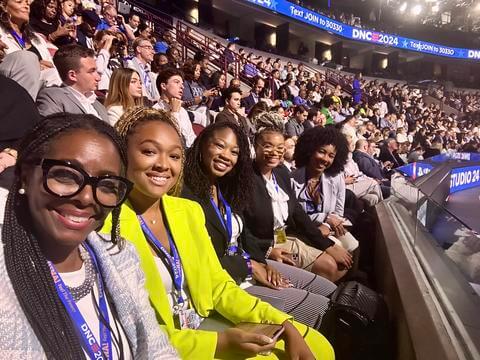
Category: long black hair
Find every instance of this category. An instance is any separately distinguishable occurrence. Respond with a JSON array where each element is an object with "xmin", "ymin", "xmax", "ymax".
[
  {"xmin": 294, "ymin": 126, "xmax": 349, "ymax": 176},
  {"xmin": 184, "ymin": 122, "xmax": 253, "ymax": 212},
  {"xmin": 2, "ymin": 113, "xmax": 127, "ymax": 359}
]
